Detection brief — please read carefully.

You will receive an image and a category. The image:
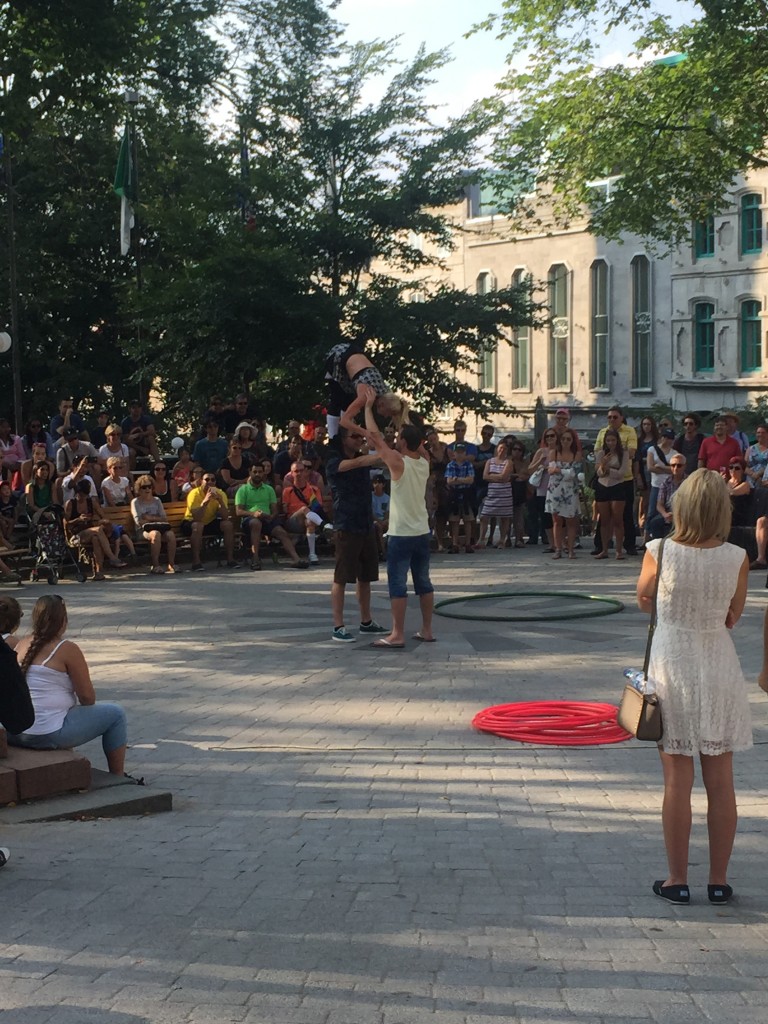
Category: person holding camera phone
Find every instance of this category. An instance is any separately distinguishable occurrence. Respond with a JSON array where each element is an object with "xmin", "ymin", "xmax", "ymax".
[
  {"xmin": 56, "ymin": 428, "xmax": 102, "ymax": 487},
  {"xmin": 60, "ymin": 453, "xmax": 99, "ymax": 504}
]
